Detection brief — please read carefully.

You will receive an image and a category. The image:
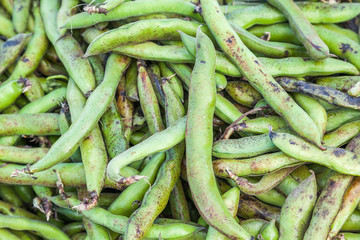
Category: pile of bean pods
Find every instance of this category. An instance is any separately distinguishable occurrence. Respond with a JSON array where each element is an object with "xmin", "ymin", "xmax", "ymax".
[{"xmin": 4, "ymin": 0, "xmax": 360, "ymax": 239}]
